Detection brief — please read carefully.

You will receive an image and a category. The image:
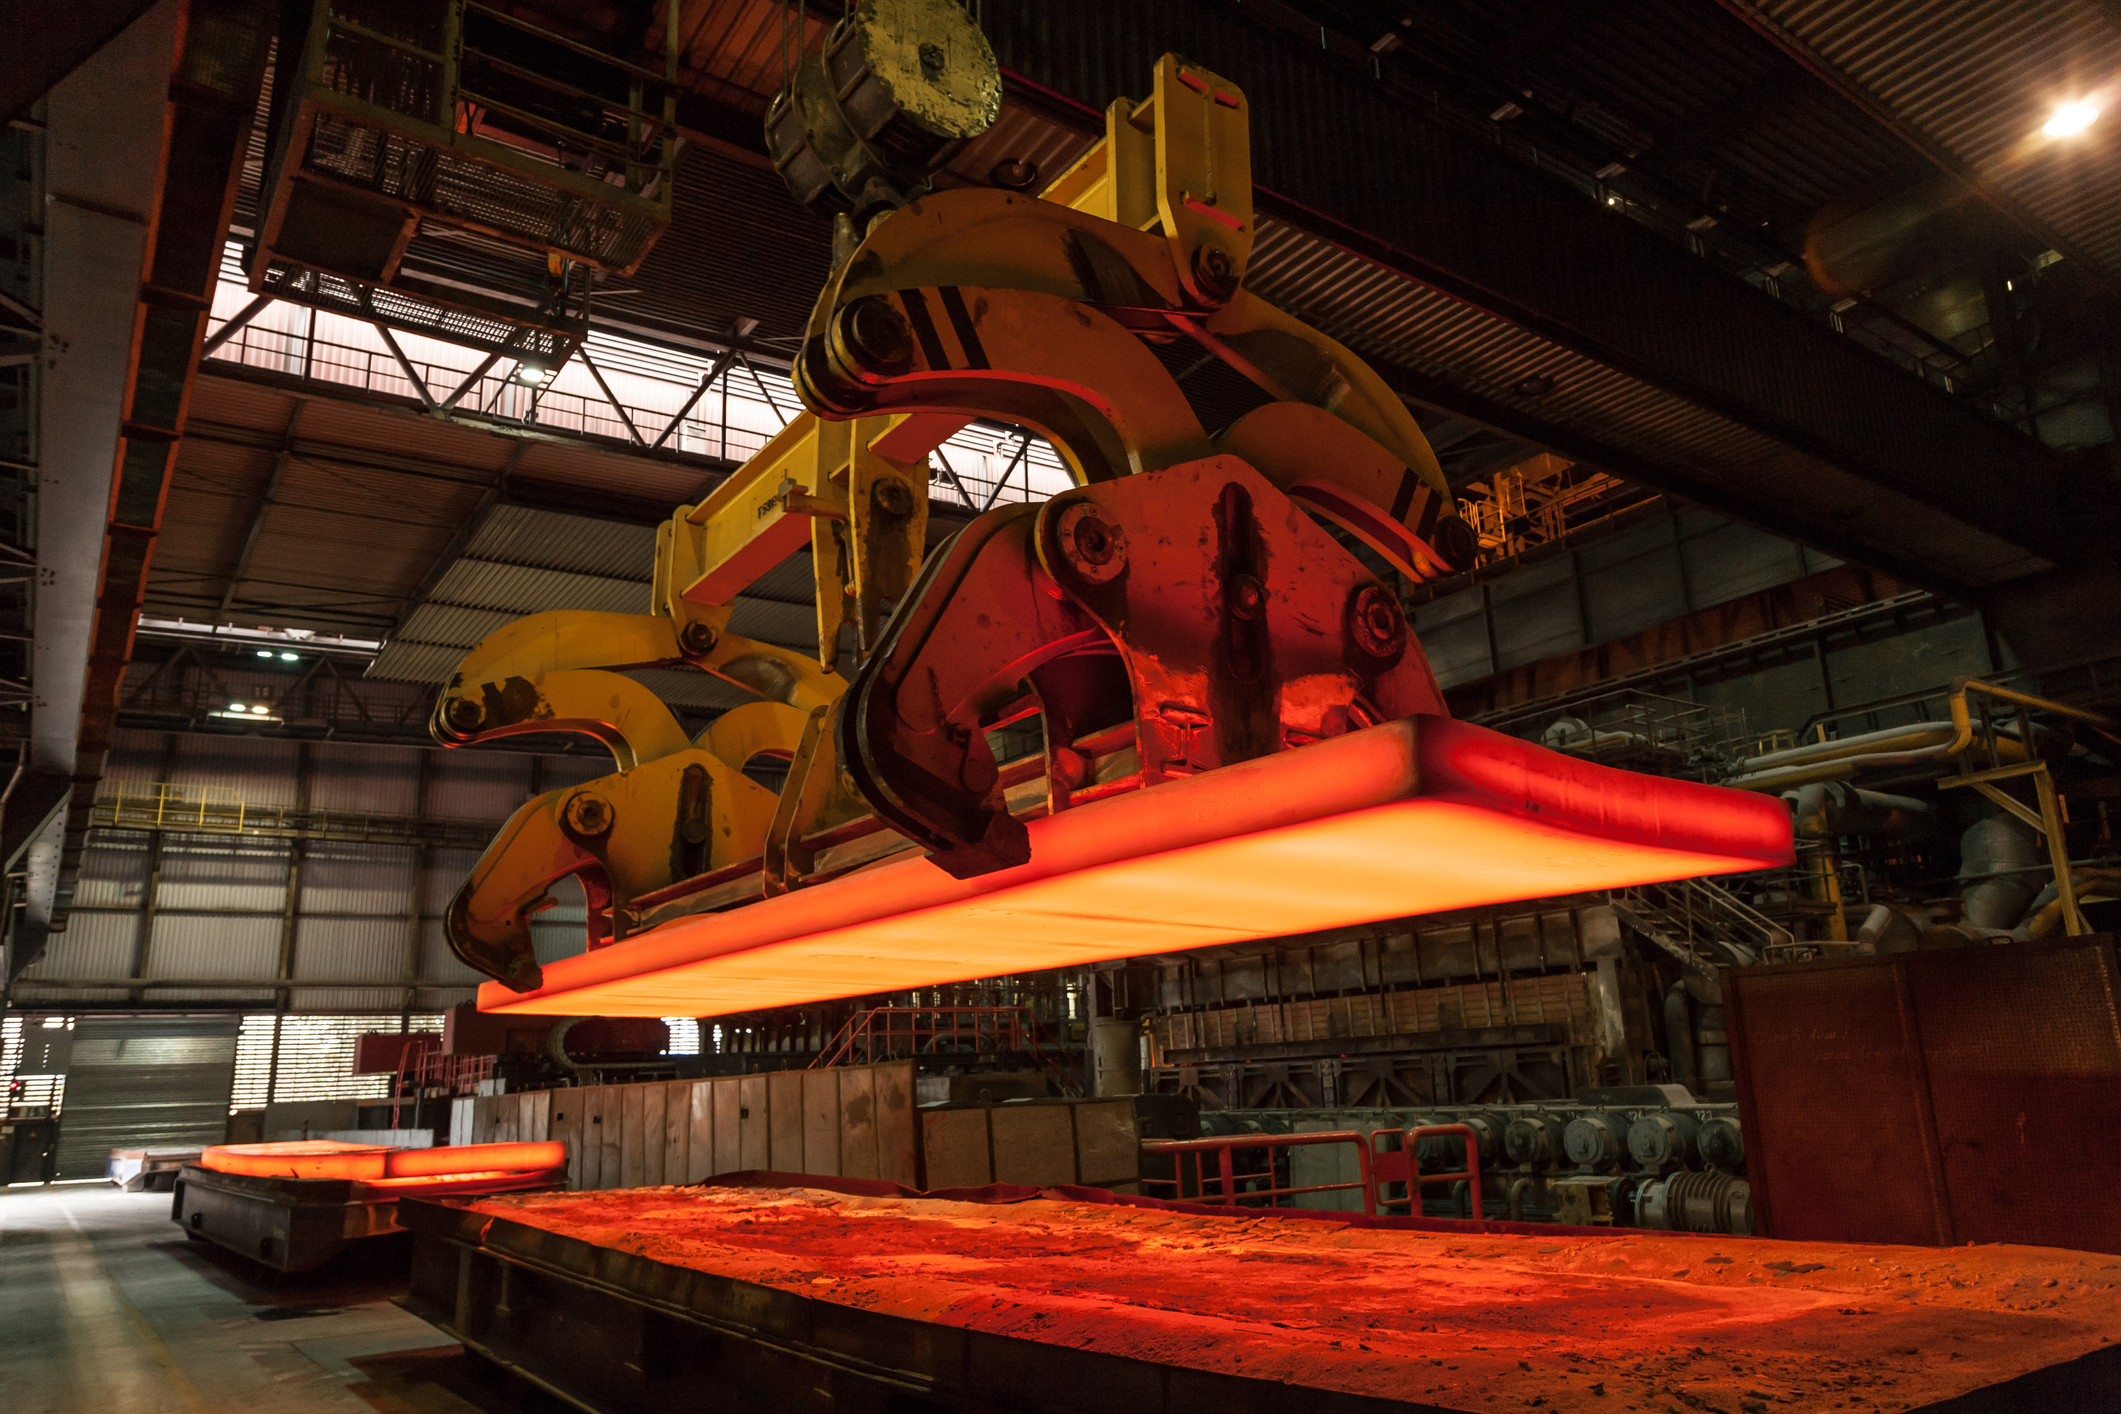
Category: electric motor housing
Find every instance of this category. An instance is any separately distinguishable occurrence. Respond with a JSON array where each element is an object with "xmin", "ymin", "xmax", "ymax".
[
  {"xmin": 1505, "ymin": 1114, "xmax": 1567, "ymax": 1168},
  {"xmin": 1698, "ymin": 1116, "xmax": 1745, "ymax": 1171},
  {"xmin": 1563, "ymin": 1113, "xmax": 1627, "ymax": 1172},
  {"xmin": 1637, "ymin": 1170, "xmax": 1752, "ymax": 1235},
  {"xmin": 1628, "ymin": 1112, "xmax": 1701, "ymax": 1171}
]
